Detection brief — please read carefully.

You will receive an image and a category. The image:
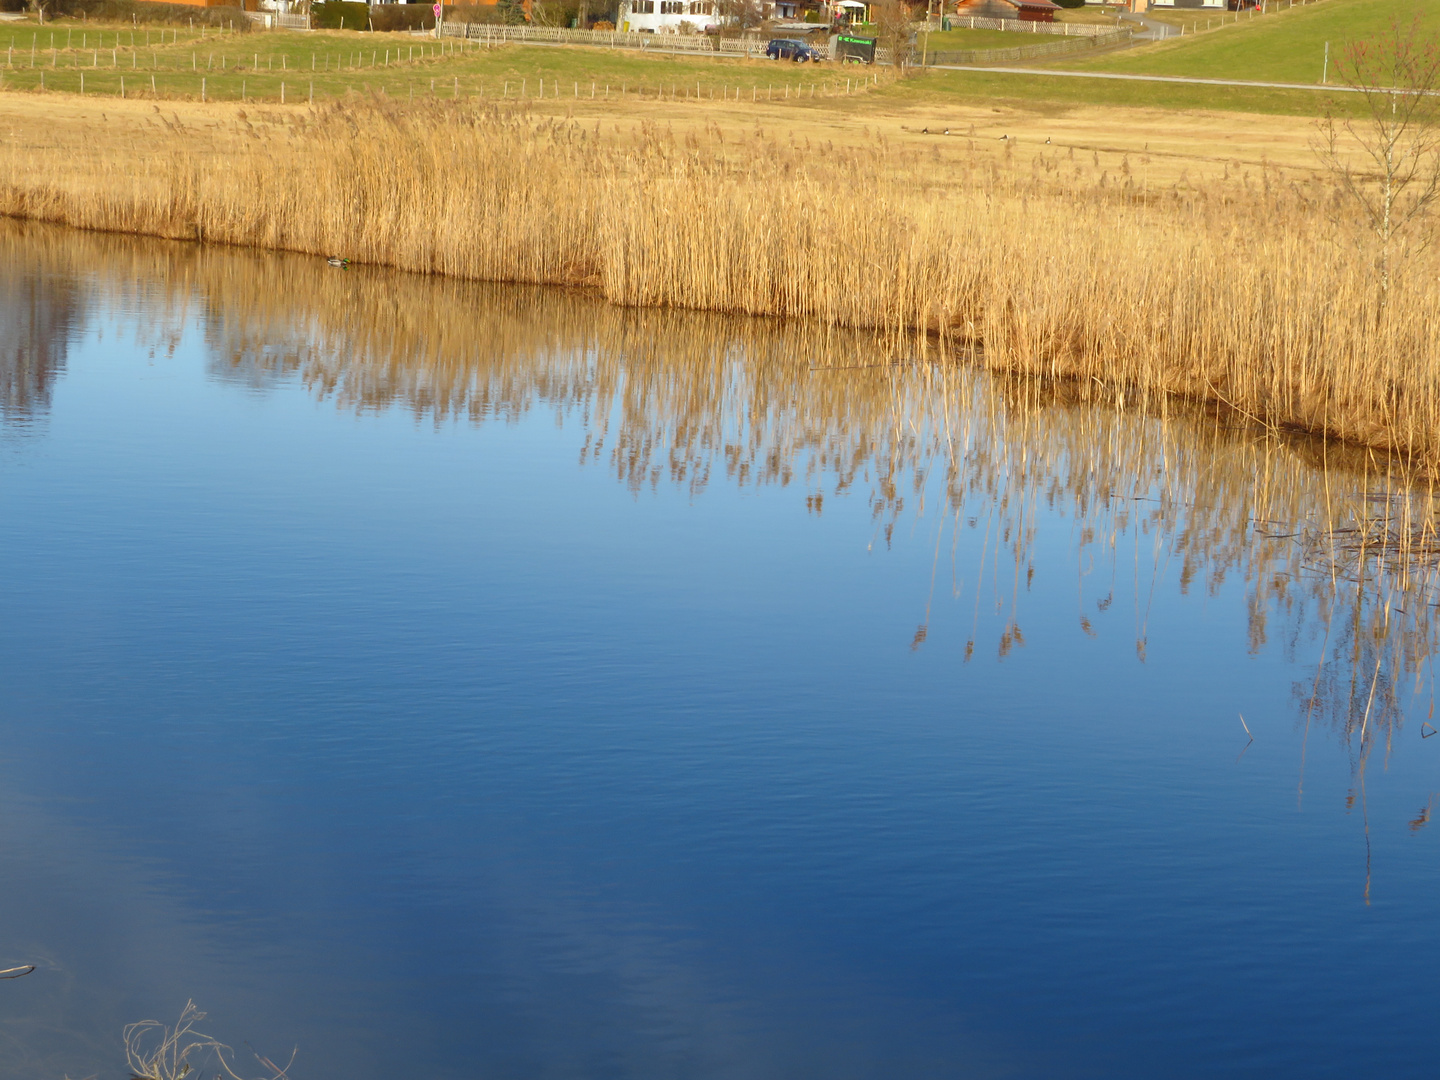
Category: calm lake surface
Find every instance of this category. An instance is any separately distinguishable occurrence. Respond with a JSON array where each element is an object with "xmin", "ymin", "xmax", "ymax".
[{"xmin": 0, "ymin": 221, "xmax": 1437, "ymax": 1079}]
